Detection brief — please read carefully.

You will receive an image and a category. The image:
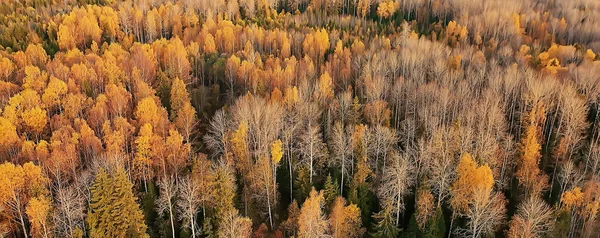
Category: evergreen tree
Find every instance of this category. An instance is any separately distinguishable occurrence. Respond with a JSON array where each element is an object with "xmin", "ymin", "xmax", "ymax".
[
  {"xmin": 323, "ymin": 174, "xmax": 340, "ymax": 209},
  {"xmin": 403, "ymin": 215, "xmax": 419, "ymax": 238},
  {"xmin": 422, "ymin": 208, "xmax": 446, "ymax": 238},
  {"xmin": 371, "ymin": 208, "xmax": 399, "ymax": 238},
  {"xmin": 86, "ymin": 169, "xmax": 148, "ymax": 238},
  {"xmin": 294, "ymin": 166, "xmax": 312, "ymax": 204}
]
